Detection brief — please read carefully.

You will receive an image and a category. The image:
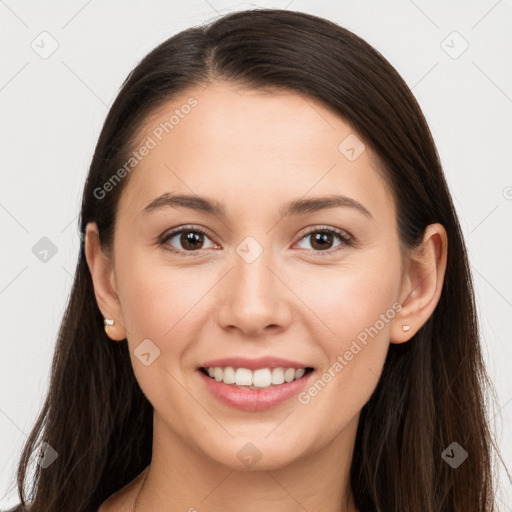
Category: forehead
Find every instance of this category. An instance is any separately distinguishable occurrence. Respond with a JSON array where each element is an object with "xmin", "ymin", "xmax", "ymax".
[{"xmin": 117, "ymin": 81, "xmax": 395, "ymax": 223}]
